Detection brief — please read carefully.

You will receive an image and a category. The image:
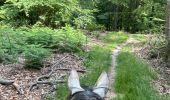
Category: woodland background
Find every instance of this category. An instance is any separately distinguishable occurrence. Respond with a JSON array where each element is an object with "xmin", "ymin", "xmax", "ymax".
[{"xmin": 0, "ymin": 0, "xmax": 170, "ymax": 100}]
